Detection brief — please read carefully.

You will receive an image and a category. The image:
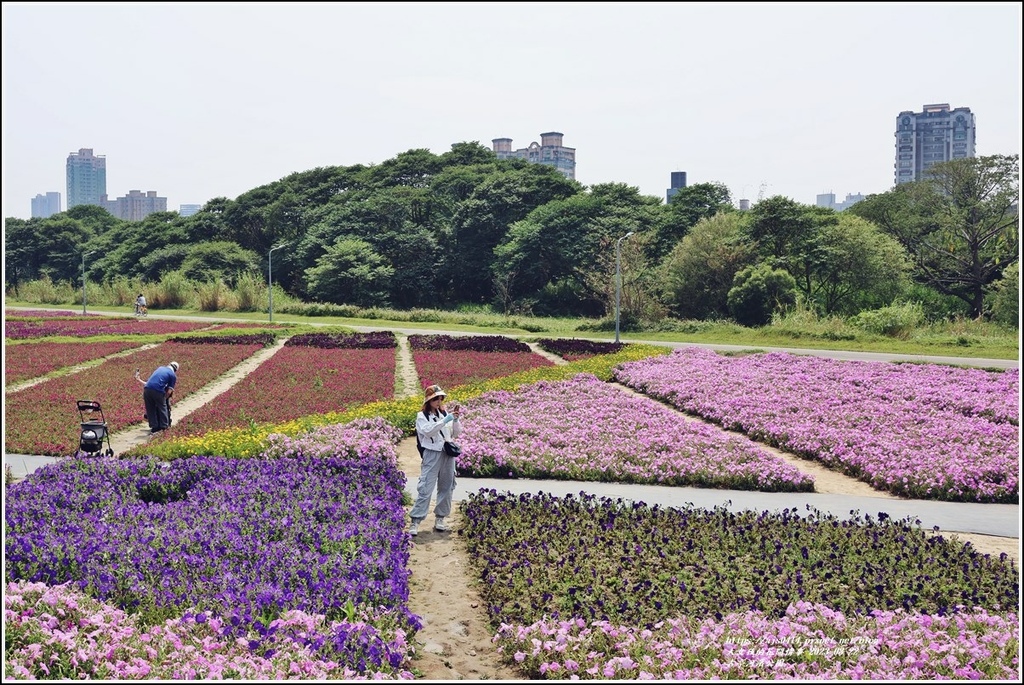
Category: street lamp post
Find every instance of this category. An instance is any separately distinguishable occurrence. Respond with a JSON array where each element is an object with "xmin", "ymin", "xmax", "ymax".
[
  {"xmin": 614, "ymin": 232, "xmax": 634, "ymax": 344},
  {"xmin": 268, "ymin": 243, "xmax": 288, "ymax": 322},
  {"xmin": 81, "ymin": 250, "xmax": 93, "ymax": 315}
]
